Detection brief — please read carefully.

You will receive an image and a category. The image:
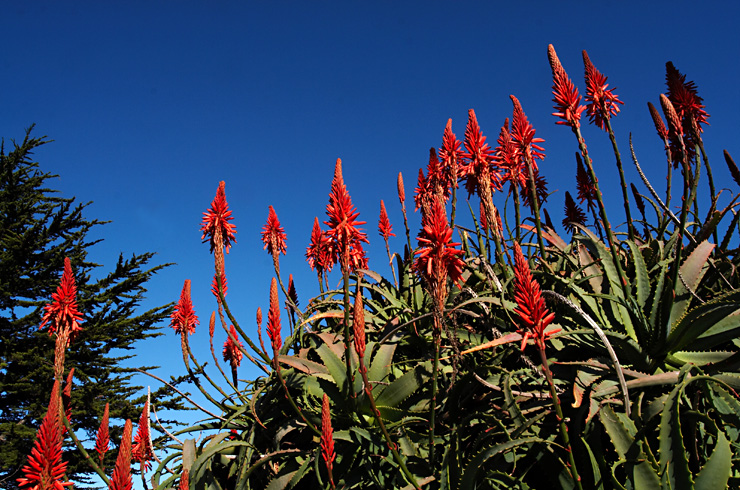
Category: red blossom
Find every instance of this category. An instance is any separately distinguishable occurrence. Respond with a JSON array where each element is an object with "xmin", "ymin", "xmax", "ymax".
[
  {"xmin": 414, "ymin": 168, "xmax": 428, "ymax": 212},
  {"xmin": 266, "ymin": 278, "xmax": 282, "ymax": 355},
  {"xmin": 324, "ymin": 159, "xmax": 369, "ymax": 273},
  {"xmin": 460, "ymin": 109, "xmax": 501, "ymax": 198},
  {"xmin": 201, "ymin": 181, "xmax": 237, "ymax": 254},
  {"xmin": 108, "ymin": 419, "xmax": 133, "ymax": 490},
  {"xmin": 306, "ymin": 217, "xmax": 334, "ymax": 274},
  {"xmin": 40, "ymin": 257, "xmax": 83, "ymax": 344},
  {"xmin": 397, "ymin": 172, "xmax": 406, "ymax": 204},
  {"xmin": 631, "ymin": 183, "xmax": 646, "ymax": 217},
  {"xmin": 520, "ymin": 166, "xmax": 549, "ymax": 212},
  {"xmin": 512, "ymin": 243, "xmax": 558, "ymax": 351},
  {"xmin": 261, "ymin": 205, "xmax": 287, "ymax": 257},
  {"xmin": 414, "ymin": 199, "xmax": 465, "ymax": 289},
  {"xmin": 575, "ymin": 153, "xmax": 597, "ymax": 208},
  {"xmin": 170, "ymin": 280, "xmax": 199, "ymax": 335},
  {"xmin": 132, "ymin": 400, "xmax": 153, "ymax": 472},
  {"xmin": 378, "ymin": 200, "xmax": 395, "ymax": 241},
  {"xmin": 563, "ymin": 191, "xmax": 586, "ymax": 234},
  {"xmin": 320, "ymin": 393, "xmax": 336, "ymax": 487},
  {"xmin": 548, "ymin": 45, "xmax": 586, "ymax": 129},
  {"xmin": 223, "ymin": 324, "xmax": 244, "ymax": 369},
  {"xmin": 438, "ymin": 118, "xmax": 463, "ymax": 188},
  {"xmin": 648, "ymin": 102, "xmax": 669, "ymax": 141},
  {"xmin": 17, "ymin": 380, "xmax": 72, "ymax": 490},
  {"xmin": 178, "ymin": 469, "xmax": 189, "ymax": 490},
  {"xmin": 582, "ymin": 50, "xmax": 624, "ymax": 130},
  {"xmin": 95, "ymin": 403, "xmax": 110, "ymax": 466},
  {"xmin": 510, "ymin": 95, "xmax": 545, "ymax": 167},
  {"xmin": 666, "ymin": 61, "xmax": 709, "ymax": 131}
]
